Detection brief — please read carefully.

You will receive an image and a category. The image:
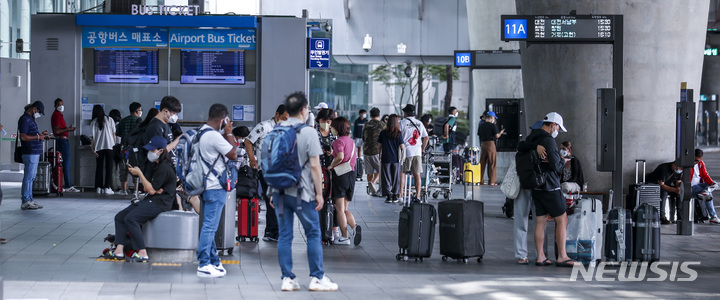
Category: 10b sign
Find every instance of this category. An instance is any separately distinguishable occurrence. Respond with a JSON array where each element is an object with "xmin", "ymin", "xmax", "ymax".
[{"xmin": 455, "ymin": 52, "xmax": 471, "ymax": 67}]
